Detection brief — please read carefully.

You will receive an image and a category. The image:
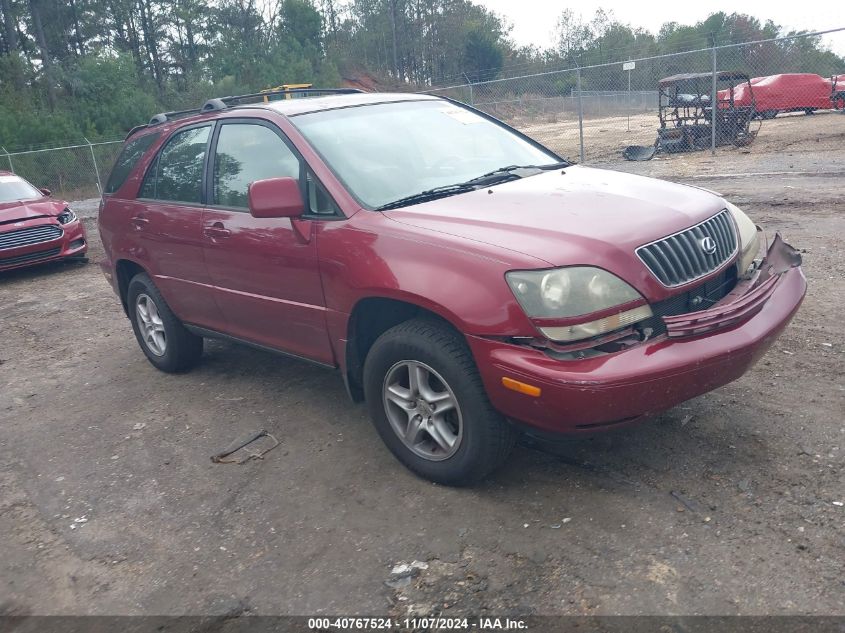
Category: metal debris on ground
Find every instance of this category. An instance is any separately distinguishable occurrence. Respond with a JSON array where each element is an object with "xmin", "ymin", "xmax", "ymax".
[
  {"xmin": 385, "ymin": 560, "xmax": 428, "ymax": 589},
  {"xmin": 210, "ymin": 429, "xmax": 280, "ymax": 464},
  {"xmin": 670, "ymin": 490, "xmax": 705, "ymax": 514}
]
